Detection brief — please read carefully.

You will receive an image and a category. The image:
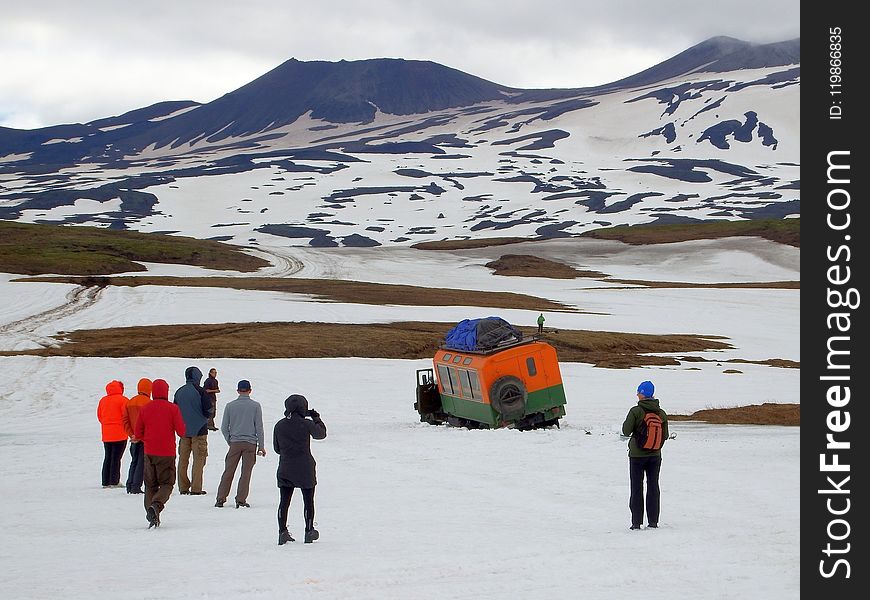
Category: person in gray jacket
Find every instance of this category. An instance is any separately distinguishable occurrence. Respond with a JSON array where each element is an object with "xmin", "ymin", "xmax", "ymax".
[
  {"xmin": 215, "ymin": 379, "xmax": 266, "ymax": 508},
  {"xmin": 274, "ymin": 394, "xmax": 327, "ymax": 545}
]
